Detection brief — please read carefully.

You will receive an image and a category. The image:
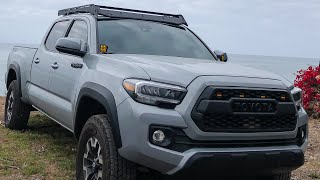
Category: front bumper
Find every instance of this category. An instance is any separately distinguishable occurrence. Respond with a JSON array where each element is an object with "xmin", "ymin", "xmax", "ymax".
[
  {"xmin": 117, "ymin": 98, "xmax": 308, "ymax": 175},
  {"xmin": 117, "ymin": 76, "xmax": 308, "ymax": 175},
  {"xmin": 172, "ymin": 149, "xmax": 304, "ymax": 178}
]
